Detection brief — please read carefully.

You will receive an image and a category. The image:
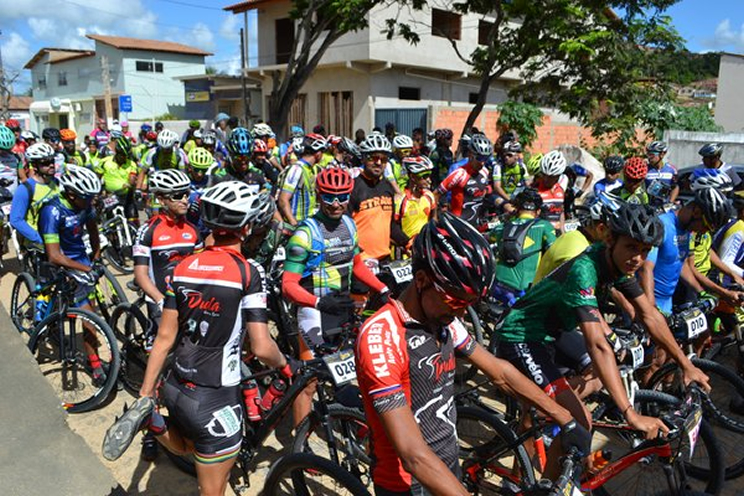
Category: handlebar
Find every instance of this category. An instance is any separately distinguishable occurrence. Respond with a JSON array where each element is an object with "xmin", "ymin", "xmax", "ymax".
[{"xmin": 548, "ymin": 447, "xmax": 582, "ymax": 496}]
